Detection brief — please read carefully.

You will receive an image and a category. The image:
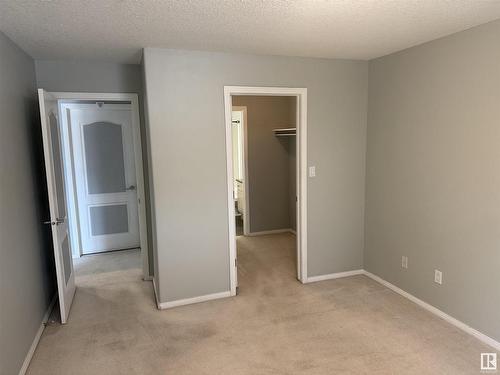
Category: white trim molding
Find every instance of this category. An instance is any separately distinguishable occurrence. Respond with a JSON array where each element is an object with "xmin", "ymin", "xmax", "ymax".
[
  {"xmin": 50, "ymin": 92, "xmax": 138, "ymax": 101},
  {"xmin": 306, "ymin": 269, "xmax": 364, "ymax": 283},
  {"xmin": 246, "ymin": 228, "xmax": 294, "ymax": 237},
  {"xmin": 363, "ymin": 270, "xmax": 500, "ymax": 351},
  {"xmin": 18, "ymin": 295, "xmax": 57, "ymax": 375},
  {"xmin": 158, "ymin": 291, "xmax": 231, "ymax": 310},
  {"xmin": 224, "ymin": 86, "xmax": 308, "ymax": 296}
]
